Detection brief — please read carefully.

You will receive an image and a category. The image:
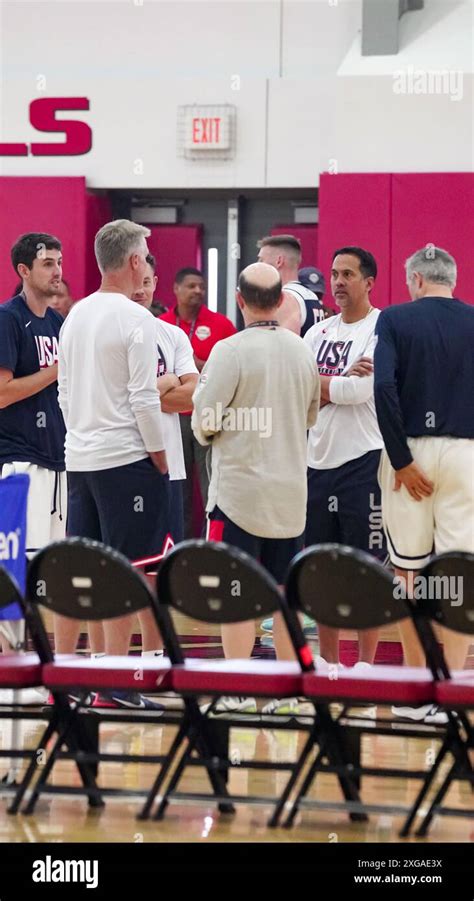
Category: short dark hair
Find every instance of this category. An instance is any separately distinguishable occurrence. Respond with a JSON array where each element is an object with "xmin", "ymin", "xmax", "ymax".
[
  {"xmin": 146, "ymin": 253, "xmax": 156, "ymax": 271},
  {"xmin": 238, "ymin": 271, "xmax": 282, "ymax": 310},
  {"xmin": 332, "ymin": 247, "xmax": 377, "ymax": 280},
  {"xmin": 257, "ymin": 234, "xmax": 301, "ymax": 257},
  {"xmin": 174, "ymin": 267, "xmax": 203, "ymax": 284},
  {"xmin": 11, "ymin": 233, "xmax": 62, "ymax": 275}
]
